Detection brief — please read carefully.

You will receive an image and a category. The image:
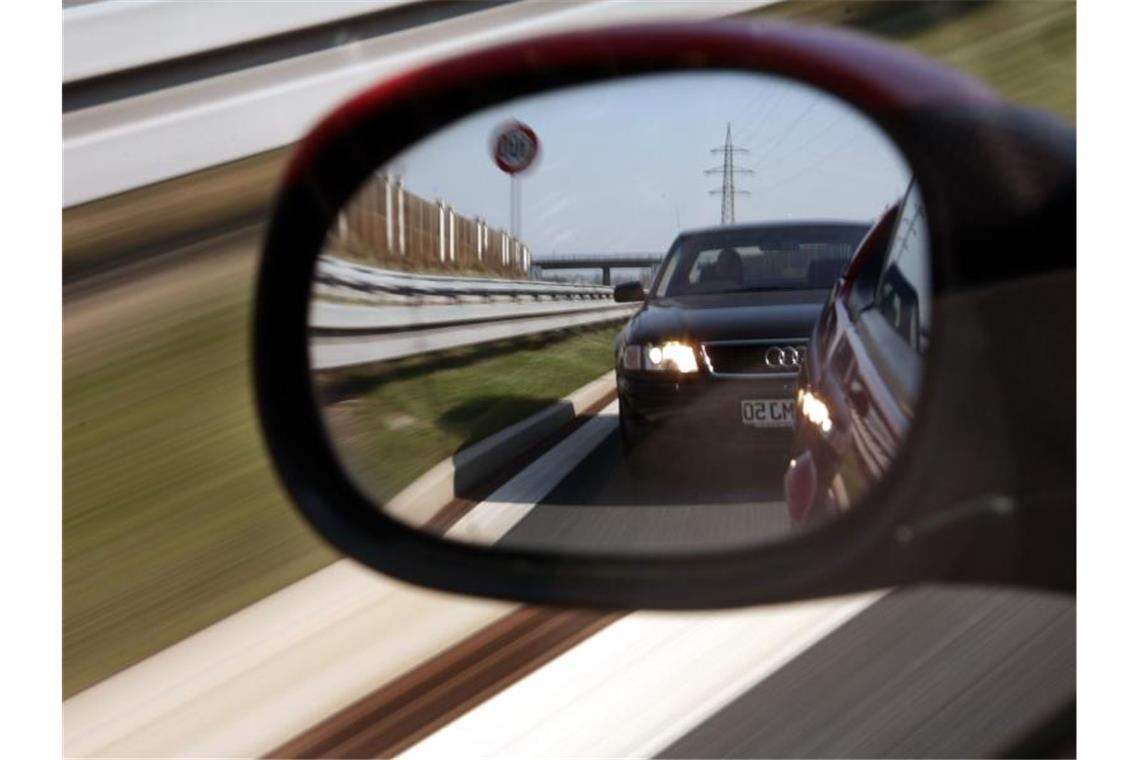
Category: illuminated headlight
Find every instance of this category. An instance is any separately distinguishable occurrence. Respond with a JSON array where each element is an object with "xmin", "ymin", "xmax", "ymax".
[
  {"xmin": 647, "ymin": 341, "xmax": 699, "ymax": 373},
  {"xmin": 624, "ymin": 341, "xmax": 699, "ymax": 373},
  {"xmin": 799, "ymin": 389, "xmax": 832, "ymax": 433}
]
